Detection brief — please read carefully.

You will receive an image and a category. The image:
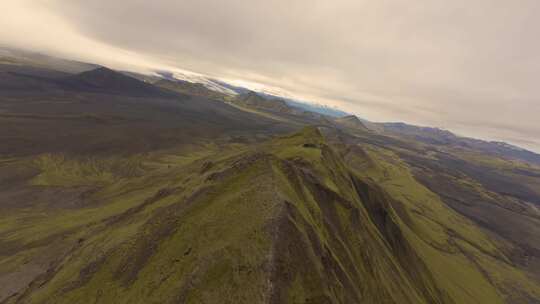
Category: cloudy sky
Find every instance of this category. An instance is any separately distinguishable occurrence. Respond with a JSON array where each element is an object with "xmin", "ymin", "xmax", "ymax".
[{"xmin": 2, "ymin": 0, "xmax": 539, "ymax": 151}]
